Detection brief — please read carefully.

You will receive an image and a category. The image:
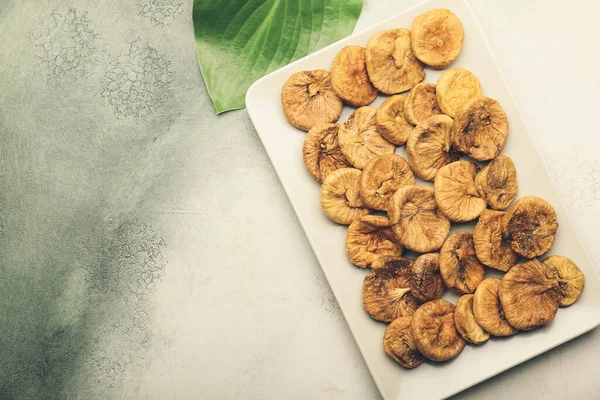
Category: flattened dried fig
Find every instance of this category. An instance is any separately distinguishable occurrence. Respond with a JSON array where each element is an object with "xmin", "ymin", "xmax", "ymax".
[
  {"xmin": 440, "ymin": 232, "xmax": 486, "ymax": 294},
  {"xmin": 302, "ymin": 123, "xmax": 352, "ymax": 183},
  {"xmin": 503, "ymin": 196, "xmax": 559, "ymax": 258},
  {"xmin": 434, "ymin": 161, "xmax": 487, "ymax": 223},
  {"xmin": 346, "ymin": 215, "xmax": 403, "ymax": 268},
  {"xmin": 365, "ymin": 28, "xmax": 425, "ymax": 94},
  {"xmin": 436, "ymin": 68, "xmax": 482, "ymax": 118},
  {"xmin": 473, "ymin": 210, "xmax": 518, "ymax": 272},
  {"xmin": 384, "ymin": 316, "xmax": 424, "ymax": 369},
  {"xmin": 410, "ymin": 253, "xmax": 445, "ymax": 303},
  {"xmin": 454, "ymin": 294, "xmax": 490, "ymax": 344},
  {"xmin": 363, "ymin": 258, "xmax": 419, "ymax": 322},
  {"xmin": 360, "ymin": 154, "xmax": 415, "ymax": 211},
  {"xmin": 339, "ymin": 107, "xmax": 396, "ymax": 169},
  {"xmin": 411, "ymin": 299, "xmax": 465, "ymax": 361},
  {"xmin": 404, "ymin": 82, "xmax": 442, "ymax": 125},
  {"xmin": 499, "ymin": 259, "xmax": 560, "ymax": 330},
  {"xmin": 320, "ymin": 168, "xmax": 370, "ymax": 224},
  {"xmin": 388, "ymin": 185, "xmax": 450, "ymax": 253},
  {"xmin": 375, "ymin": 95, "xmax": 413, "ymax": 145},
  {"xmin": 281, "ymin": 70, "xmax": 343, "ymax": 131},
  {"xmin": 543, "ymin": 256, "xmax": 585, "ymax": 306},
  {"xmin": 331, "ymin": 46, "xmax": 378, "ymax": 106},
  {"xmin": 411, "ymin": 9, "xmax": 464, "ymax": 69},
  {"xmin": 406, "ymin": 115, "xmax": 459, "ymax": 181},
  {"xmin": 451, "ymin": 97, "xmax": 509, "ymax": 161},
  {"xmin": 475, "ymin": 155, "xmax": 518, "ymax": 210},
  {"xmin": 473, "ymin": 278, "xmax": 517, "ymax": 336}
]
